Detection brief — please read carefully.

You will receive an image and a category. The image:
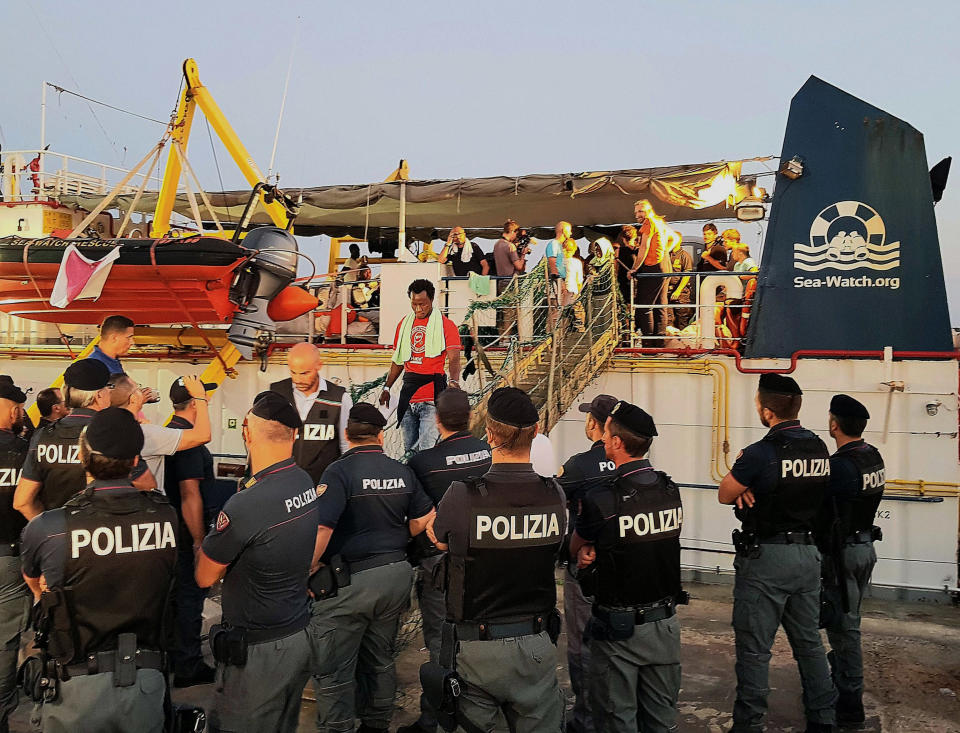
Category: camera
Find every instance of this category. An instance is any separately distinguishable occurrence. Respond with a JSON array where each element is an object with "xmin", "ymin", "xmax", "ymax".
[{"xmin": 515, "ymin": 228, "xmax": 532, "ymax": 257}]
